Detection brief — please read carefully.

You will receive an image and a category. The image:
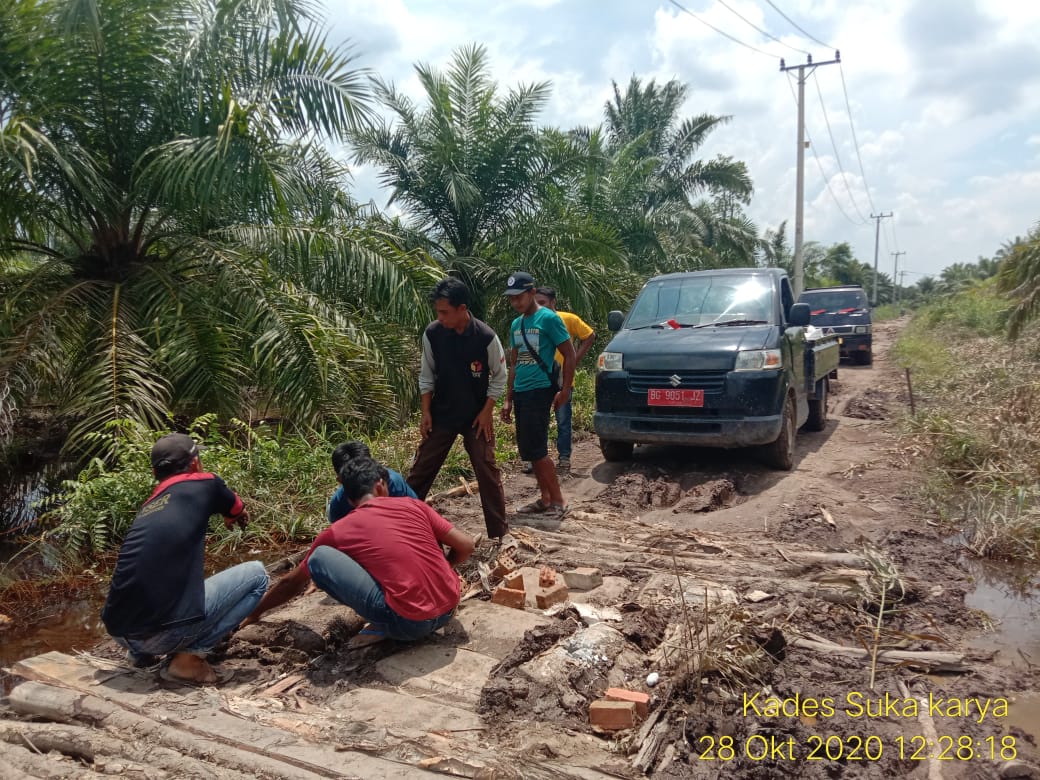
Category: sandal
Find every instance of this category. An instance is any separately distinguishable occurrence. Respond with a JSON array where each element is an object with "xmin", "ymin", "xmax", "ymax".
[
  {"xmin": 347, "ymin": 624, "xmax": 388, "ymax": 649},
  {"xmin": 515, "ymin": 498, "xmax": 550, "ymax": 514},
  {"xmin": 158, "ymin": 663, "xmax": 234, "ymax": 686}
]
